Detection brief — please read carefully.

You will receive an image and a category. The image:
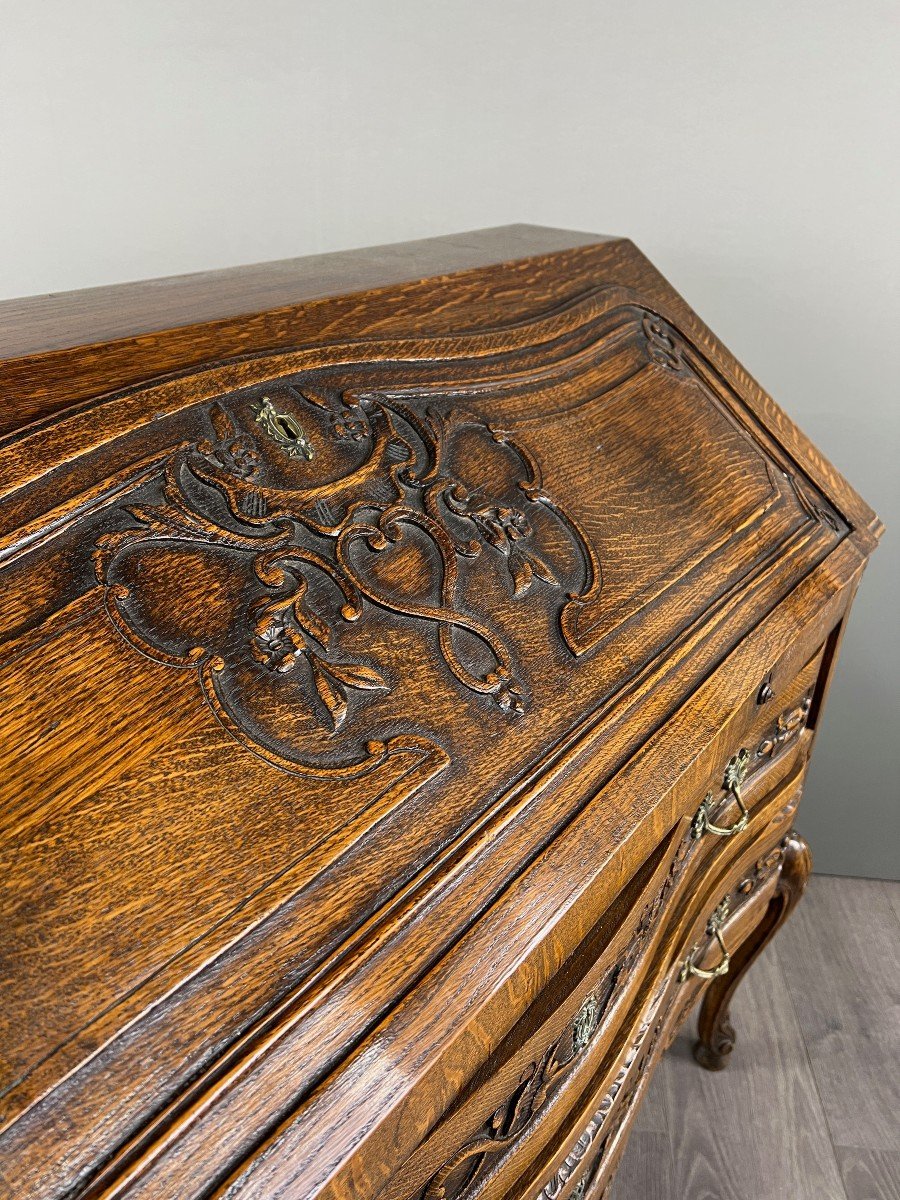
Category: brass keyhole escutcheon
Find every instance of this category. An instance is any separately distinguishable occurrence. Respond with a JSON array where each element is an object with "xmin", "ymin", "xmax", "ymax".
[{"xmin": 252, "ymin": 397, "xmax": 314, "ymax": 461}]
